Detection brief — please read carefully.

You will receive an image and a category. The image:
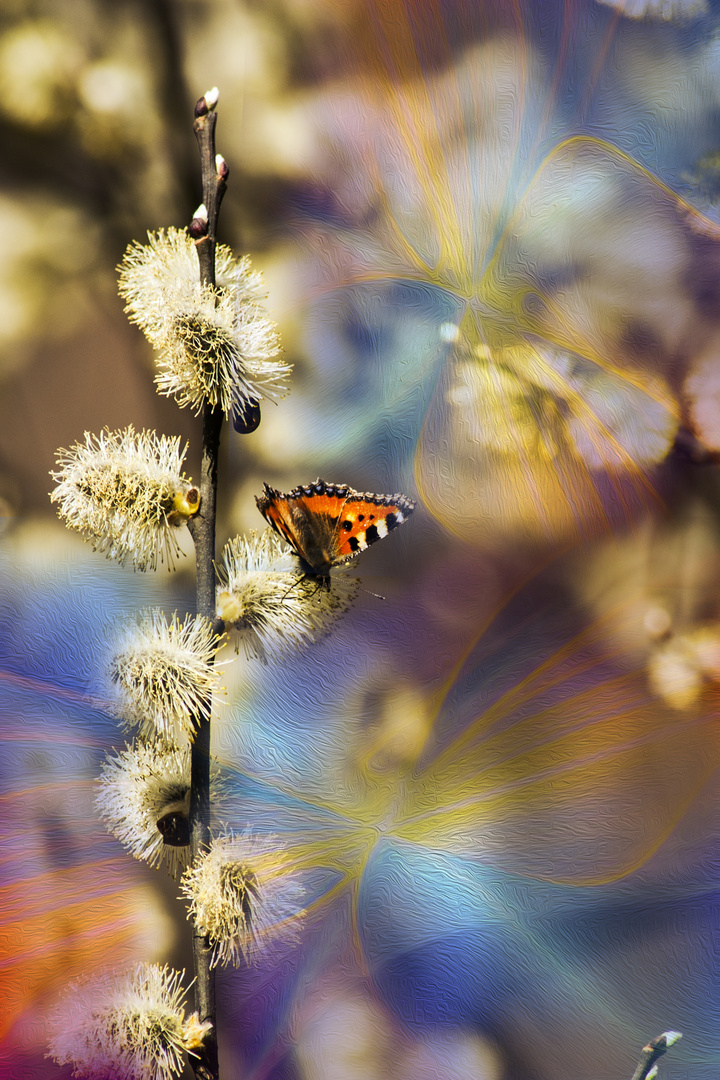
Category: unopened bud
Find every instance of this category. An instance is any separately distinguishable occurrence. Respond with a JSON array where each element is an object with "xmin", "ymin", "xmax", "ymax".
[
  {"xmin": 156, "ymin": 809, "xmax": 190, "ymax": 847},
  {"xmin": 233, "ymin": 397, "xmax": 261, "ymax": 434},
  {"xmin": 216, "ymin": 154, "xmax": 229, "ymax": 180},
  {"xmin": 194, "ymin": 86, "xmax": 220, "ymax": 117},
  {"xmin": 188, "ymin": 203, "xmax": 208, "ymax": 238},
  {"xmin": 188, "ymin": 218, "xmax": 207, "ymax": 239}
]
